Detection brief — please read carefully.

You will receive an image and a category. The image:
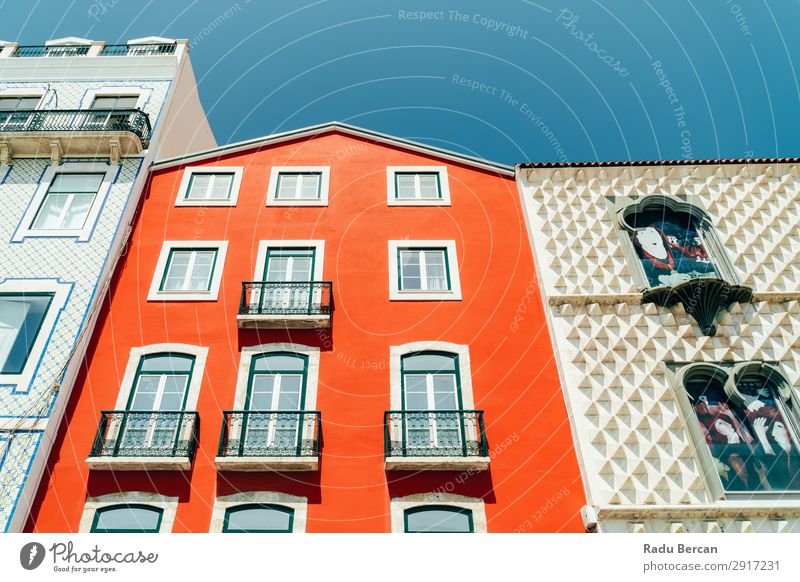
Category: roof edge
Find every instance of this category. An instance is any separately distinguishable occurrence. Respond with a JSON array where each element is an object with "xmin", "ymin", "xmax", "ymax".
[
  {"xmin": 518, "ymin": 157, "xmax": 800, "ymax": 169},
  {"xmin": 152, "ymin": 121, "xmax": 515, "ymax": 177}
]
